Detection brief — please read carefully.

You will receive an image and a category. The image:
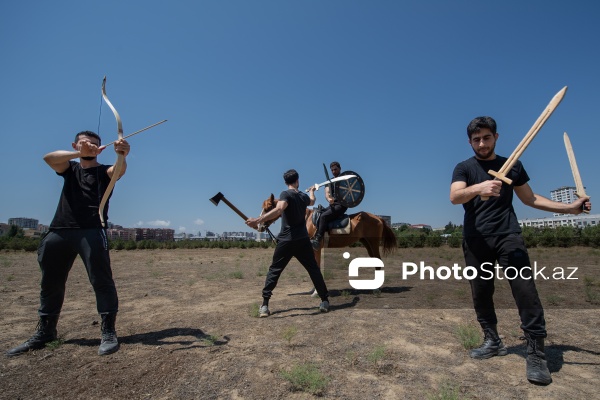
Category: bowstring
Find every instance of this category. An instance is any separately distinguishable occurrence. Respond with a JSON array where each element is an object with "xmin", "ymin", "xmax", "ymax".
[
  {"xmin": 96, "ymin": 83, "xmax": 104, "ymax": 215},
  {"xmin": 97, "ymin": 87, "xmax": 103, "ymax": 135}
]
